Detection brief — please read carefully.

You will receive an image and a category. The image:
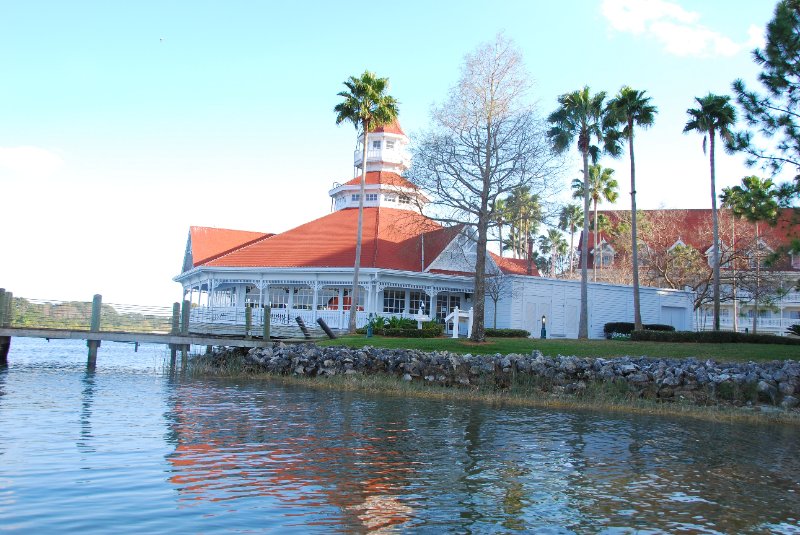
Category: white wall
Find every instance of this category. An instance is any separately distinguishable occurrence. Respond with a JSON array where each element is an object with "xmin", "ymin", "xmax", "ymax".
[{"xmin": 492, "ymin": 277, "xmax": 694, "ymax": 339}]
